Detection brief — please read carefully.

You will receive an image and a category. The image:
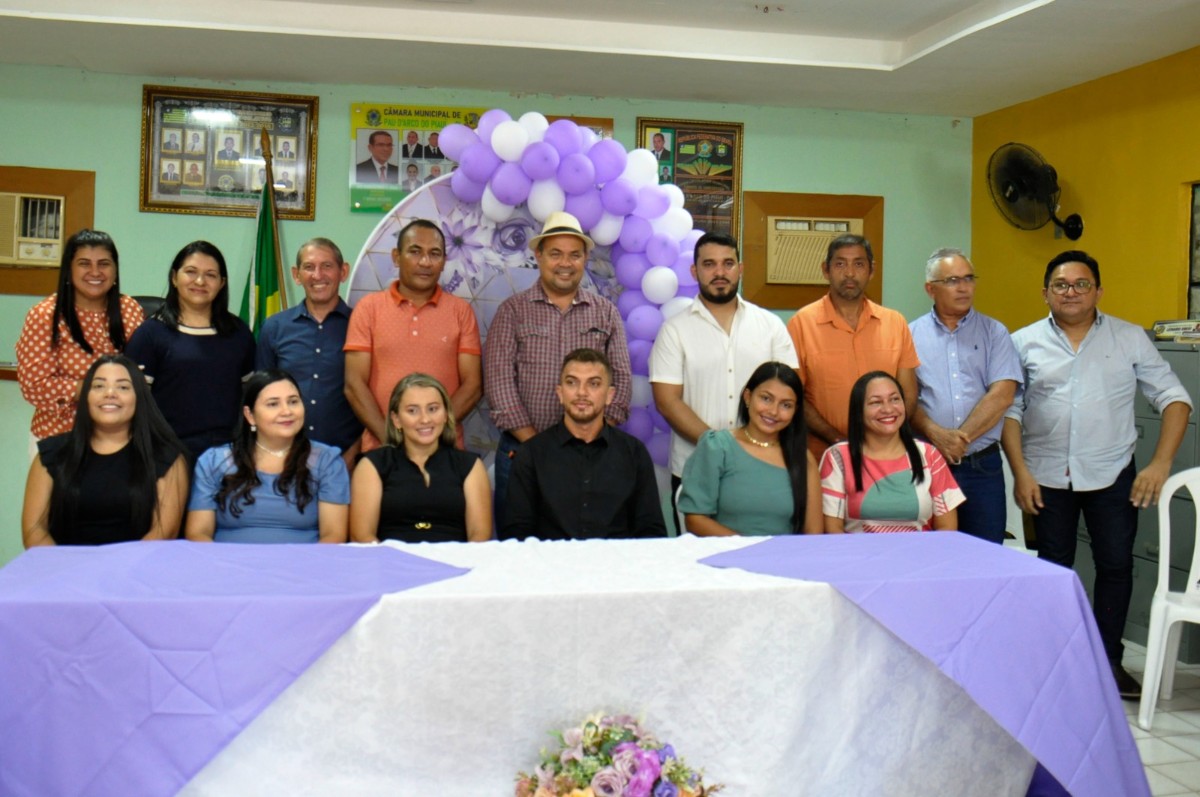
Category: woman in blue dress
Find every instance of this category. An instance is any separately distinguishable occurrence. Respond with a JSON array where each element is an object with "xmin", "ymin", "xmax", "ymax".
[
  {"xmin": 679, "ymin": 361, "xmax": 822, "ymax": 535},
  {"xmin": 186, "ymin": 370, "xmax": 350, "ymax": 543}
]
